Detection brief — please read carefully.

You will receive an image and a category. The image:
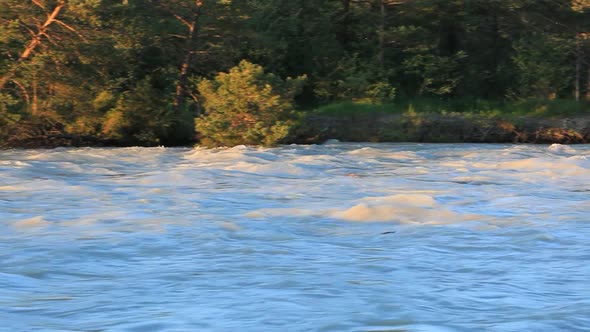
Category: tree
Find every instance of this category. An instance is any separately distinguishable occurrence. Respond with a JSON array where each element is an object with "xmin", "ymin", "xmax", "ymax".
[
  {"xmin": 0, "ymin": 0, "xmax": 66, "ymax": 90},
  {"xmin": 571, "ymin": 0, "xmax": 590, "ymax": 100},
  {"xmin": 195, "ymin": 60, "xmax": 306, "ymax": 146},
  {"xmin": 0, "ymin": 0, "xmax": 120, "ymax": 136}
]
